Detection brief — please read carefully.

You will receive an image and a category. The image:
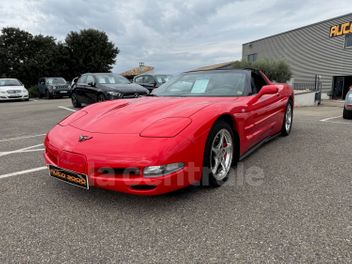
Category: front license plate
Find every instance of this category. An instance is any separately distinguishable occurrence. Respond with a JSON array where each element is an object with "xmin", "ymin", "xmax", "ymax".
[
  {"xmin": 48, "ymin": 165, "xmax": 89, "ymax": 190},
  {"xmin": 60, "ymin": 91, "xmax": 68, "ymax": 94}
]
